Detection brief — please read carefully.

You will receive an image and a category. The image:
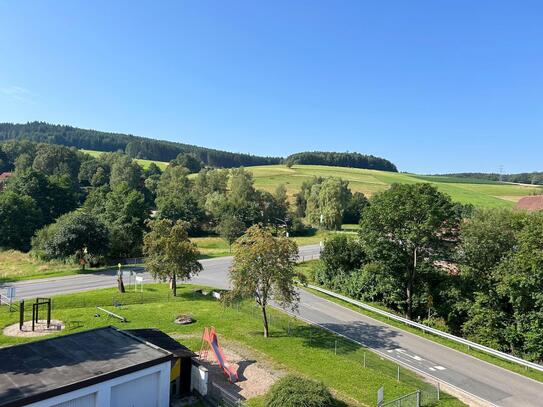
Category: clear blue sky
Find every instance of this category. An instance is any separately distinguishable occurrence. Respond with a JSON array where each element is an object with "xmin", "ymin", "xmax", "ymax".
[{"xmin": 0, "ymin": 1, "xmax": 541, "ymax": 173}]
